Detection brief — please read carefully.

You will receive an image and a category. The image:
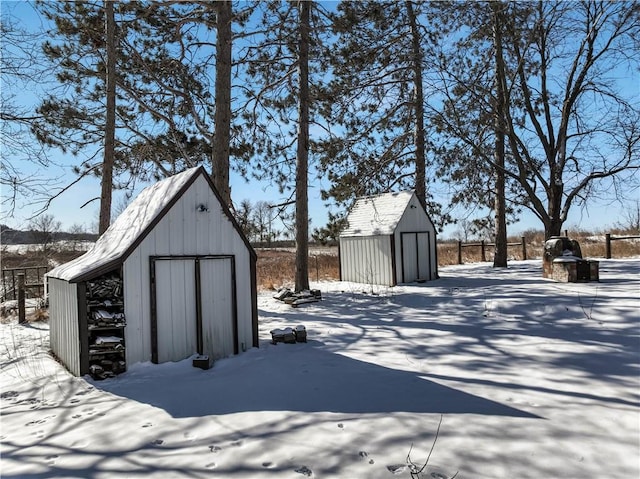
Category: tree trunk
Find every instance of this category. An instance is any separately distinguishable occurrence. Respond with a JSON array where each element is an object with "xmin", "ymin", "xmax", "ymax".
[
  {"xmin": 546, "ymin": 179, "xmax": 564, "ymax": 239},
  {"xmin": 405, "ymin": 0, "xmax": 426, "ymax": 209},
  {"xmin": 213, "ymin": 0, "xmax": 232, "ymax": 207},
  {"xmin": 99, "ymin": 0, "xmax": 116, "ymax": 236},
  {"xmin": 492, "ymin": 1, "xmax": 508, "ymax": 268},
  {"xmin": 295, "ymin": 0, "xmax": 310, "ymax": 292}
]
